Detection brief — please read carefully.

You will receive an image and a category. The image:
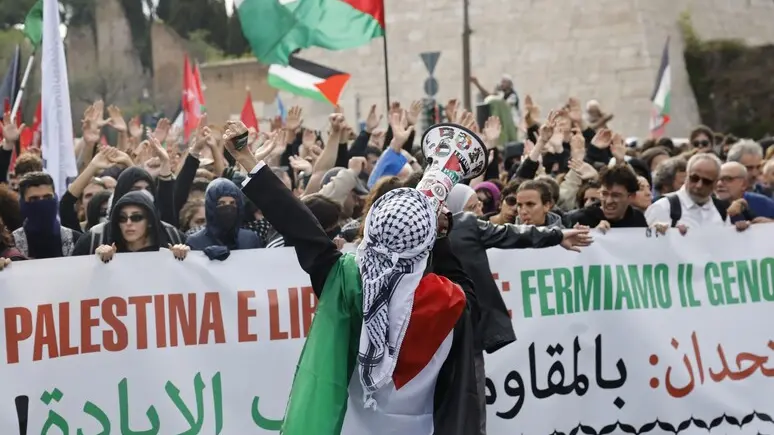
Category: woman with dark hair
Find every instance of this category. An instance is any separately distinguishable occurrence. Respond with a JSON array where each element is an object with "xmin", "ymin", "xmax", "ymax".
[
  {"xmin": 94, "ymin": 191, "xmax": 189, "ymax": 262},
  {"xmin": 514, "ymin": 179, "xmax": 564, "ymax": 227}
]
